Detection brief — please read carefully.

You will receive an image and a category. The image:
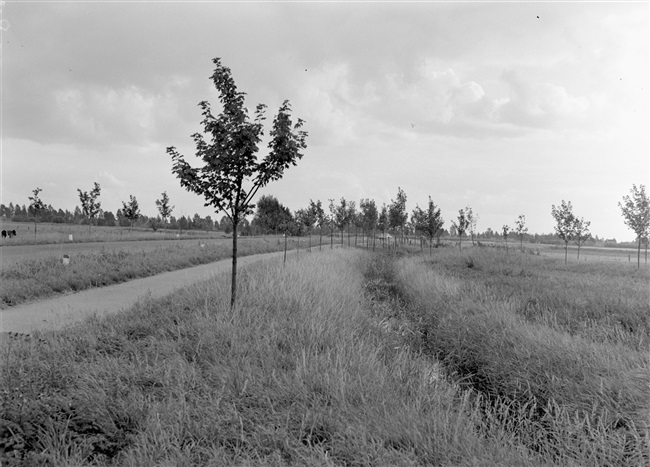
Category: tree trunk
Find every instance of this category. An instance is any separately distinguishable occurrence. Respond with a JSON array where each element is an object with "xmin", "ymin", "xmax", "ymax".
[
  {"xmin": 458, "ymin": 235, "xmax": 462, "ymax": 251},
  {"xmin": 309, "ymin": 231, "xmax": 312, "ymax": 252},
  {"xmin": 231, "ymin": 221, "xmax": 238, "ymax": 308},
  {"xmin": 637, "ymin": 237, "xmax": 641, "ymax": 269},
  {"xmin": 564, "ymin": 241, "xmax": 568, "ymax": 264},
  {"xmin": 577, "ymin": 242, "xmax": 581, "ymax": 260},
  {"xmin": 319, "ymin": 229, "xmax": 323, "ymax": 251},
  {"xmin": 284, "ymin": 232, "xmax": 288, "ymax": 264}
]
